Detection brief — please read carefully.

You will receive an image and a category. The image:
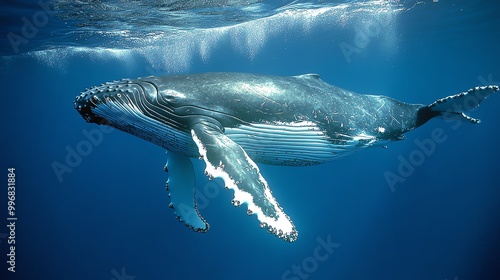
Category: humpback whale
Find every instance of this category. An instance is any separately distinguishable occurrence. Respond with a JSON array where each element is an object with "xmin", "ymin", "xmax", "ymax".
[{"xmin": 74, "ymin": 72, "xmax": 498, "ymax": 242}]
